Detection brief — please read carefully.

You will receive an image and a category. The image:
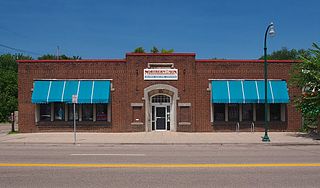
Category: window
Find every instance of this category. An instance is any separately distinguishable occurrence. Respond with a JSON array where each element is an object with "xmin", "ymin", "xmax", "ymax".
[
  {"xmin": 40, "ymin": 104, "xmax": 51, "ymax": 121},
  {"xmin": 242, "ymin": 104, "xmax": 253, "ymax": 121},
  {"xmin": 228, "ymin": 104, "xmax": 239, "ymax": 121},
  {"xmin": 214, "ymin": 104, "xmax": 225, "ymax": 121},
  {"xmin": 82, "ymin": 104, "xmax": 93, "ymax": 121},
  {"xmin": 68, "ymin": 104, "xmax": 79, "ymax": 121},
  {"xmin": 54, "ymin": 103, "xmax": 65, "ymax": 121},
  {"xmin": 151, "ymin": 95, "xmax": 170, "ymax": 103},
  {"xmin": 270, "ymin": 104, "xmax": 281, "ymax": 121},
  {"xmin": 96, "ymin": 104, "xmax": 107, "ymax": 121},
  {"xmin": 179, "ymin": 106, "xmax": 190, "ymax": 122},
  {"xmin": 256, "ymin": 104, "xmax": 265, "ymax": 121}
]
